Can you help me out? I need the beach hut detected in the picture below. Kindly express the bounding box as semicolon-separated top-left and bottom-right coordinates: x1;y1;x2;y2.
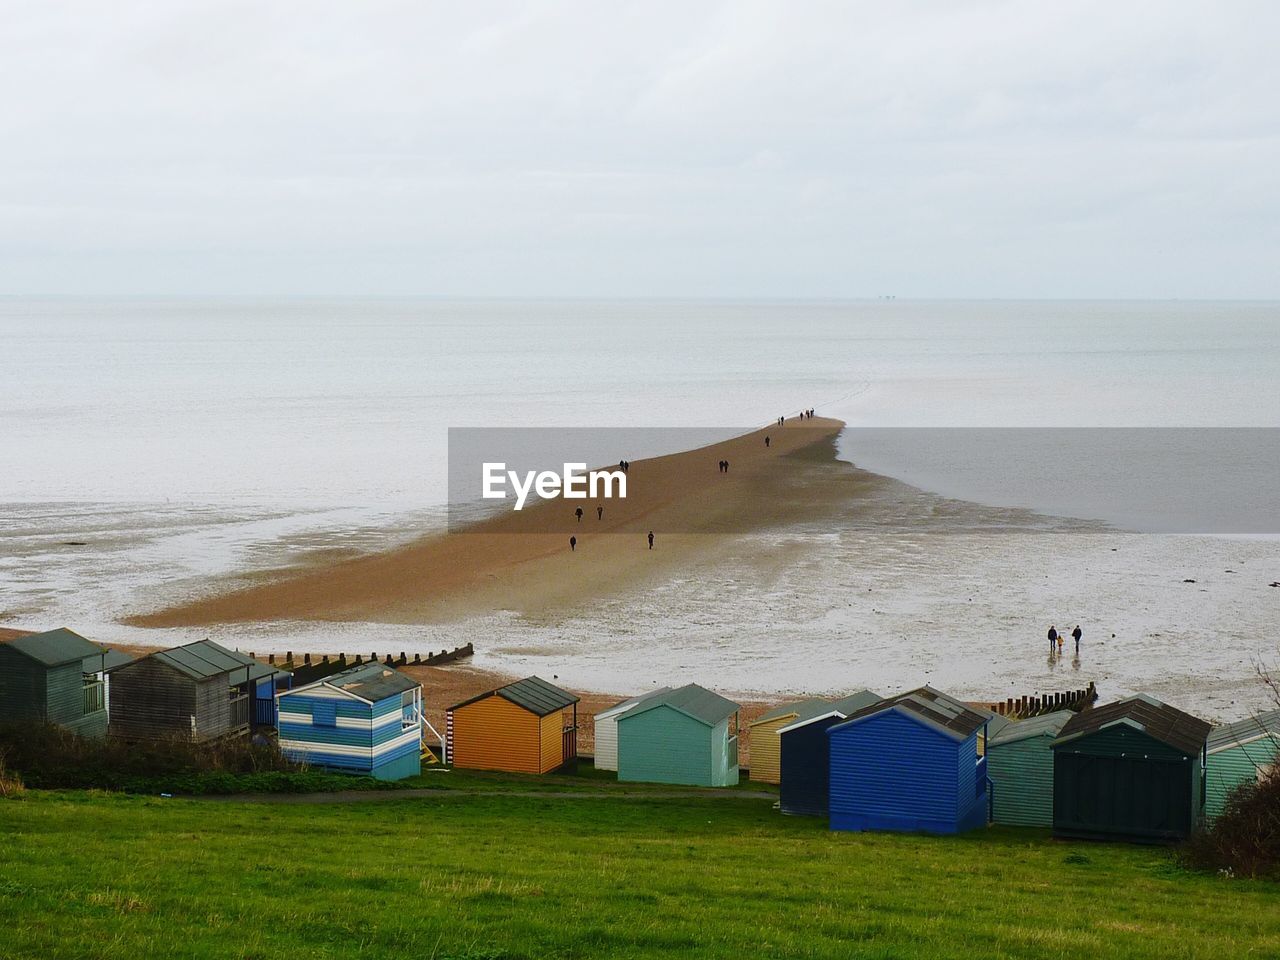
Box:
592;686;672;772
277;662;423;780
447;677;579;774
615;683;740;787
0;628;113;737
827;687;992;835
777;691;883;815
1052;694;1211;843
1205;709;1280;819
108;639;286;742
986;710;1072;827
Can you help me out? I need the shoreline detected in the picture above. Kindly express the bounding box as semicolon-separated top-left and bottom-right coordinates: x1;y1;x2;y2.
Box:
124;415;865;628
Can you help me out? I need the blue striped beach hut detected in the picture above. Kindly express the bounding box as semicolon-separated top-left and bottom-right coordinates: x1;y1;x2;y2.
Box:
277;662;423;780
827;686;992;835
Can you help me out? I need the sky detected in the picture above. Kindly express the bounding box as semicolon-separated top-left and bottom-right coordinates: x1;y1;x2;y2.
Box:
2;1;1278;298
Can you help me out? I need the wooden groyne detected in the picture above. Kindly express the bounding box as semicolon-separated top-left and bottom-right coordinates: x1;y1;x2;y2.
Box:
252;644;475;686
982;682;1097;719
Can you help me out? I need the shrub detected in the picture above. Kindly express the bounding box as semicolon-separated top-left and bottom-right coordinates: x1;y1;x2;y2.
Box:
1182;766;1280;879
0;758;25;798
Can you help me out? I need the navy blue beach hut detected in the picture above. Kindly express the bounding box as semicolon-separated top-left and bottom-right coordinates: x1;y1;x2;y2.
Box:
778;691;882;816
827;687;992;835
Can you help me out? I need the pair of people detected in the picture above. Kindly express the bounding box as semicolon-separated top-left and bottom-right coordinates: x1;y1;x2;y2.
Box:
1047;624;1083;654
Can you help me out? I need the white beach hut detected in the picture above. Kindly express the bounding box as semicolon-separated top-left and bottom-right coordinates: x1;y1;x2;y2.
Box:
592;687;672;772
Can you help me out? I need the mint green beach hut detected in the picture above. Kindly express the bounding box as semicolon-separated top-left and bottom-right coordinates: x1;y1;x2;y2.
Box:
615;683;740;787
987;710;1072;827
1205;709;1280;819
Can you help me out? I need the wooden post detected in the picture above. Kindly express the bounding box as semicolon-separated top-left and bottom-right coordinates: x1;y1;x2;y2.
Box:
304;653;311;665
268;653;275;665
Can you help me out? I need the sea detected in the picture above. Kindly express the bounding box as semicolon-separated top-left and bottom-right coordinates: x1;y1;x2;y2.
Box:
3;298;1278;718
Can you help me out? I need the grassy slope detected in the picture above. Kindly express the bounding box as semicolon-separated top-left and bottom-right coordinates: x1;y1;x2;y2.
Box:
1;785;1277;960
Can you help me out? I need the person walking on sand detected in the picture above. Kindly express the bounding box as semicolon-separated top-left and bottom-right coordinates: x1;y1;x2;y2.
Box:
647;531;654;550
1047;625;1058;653
1072;624;1082;654
575;507;583;523
569;536;577;552
1057;632;1064;655
764;436;770;448
597;505;603;520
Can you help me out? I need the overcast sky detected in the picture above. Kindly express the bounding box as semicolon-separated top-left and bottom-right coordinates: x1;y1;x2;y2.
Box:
2;1;1277;298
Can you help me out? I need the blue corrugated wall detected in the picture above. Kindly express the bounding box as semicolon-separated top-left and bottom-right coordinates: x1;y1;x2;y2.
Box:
828;709;988;834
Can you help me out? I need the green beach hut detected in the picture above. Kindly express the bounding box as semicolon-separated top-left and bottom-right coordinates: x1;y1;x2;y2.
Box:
986;710;1072;827
615;683;740;786
1205;709;1280;819
0;628;113;738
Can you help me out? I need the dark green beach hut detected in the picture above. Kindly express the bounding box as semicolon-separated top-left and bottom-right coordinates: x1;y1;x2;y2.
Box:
1052;694;1211;843
986;710;1072;827
0;628;112;737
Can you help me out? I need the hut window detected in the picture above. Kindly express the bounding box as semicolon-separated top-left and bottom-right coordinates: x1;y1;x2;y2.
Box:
401;690;417;730
312;703;337;728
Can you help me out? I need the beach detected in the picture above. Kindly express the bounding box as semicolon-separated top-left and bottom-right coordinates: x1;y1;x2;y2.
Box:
3;298;1279;722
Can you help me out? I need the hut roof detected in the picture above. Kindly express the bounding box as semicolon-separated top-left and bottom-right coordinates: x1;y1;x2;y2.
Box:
774;691;885;735
318;662;418;702
752;697;832;727
4;628;105;668
1207;709;1280;755
90;649;135;673
595;686;674;721
833;686;990;741
451;676;579;717
150;639;275;684
989;710;1073;747
618;683;739;727
1054;694;1210;755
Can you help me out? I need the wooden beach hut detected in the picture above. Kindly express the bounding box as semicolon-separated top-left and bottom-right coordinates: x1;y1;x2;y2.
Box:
592;686;671;772
986;710;1072;827
615;683;740;787
108;639;286;743
0;628;113;738
277;662;423;781
1205;709;1280;819
1052;694;1211;843
777;691;883;815
446;676;579;774
827;687;992;835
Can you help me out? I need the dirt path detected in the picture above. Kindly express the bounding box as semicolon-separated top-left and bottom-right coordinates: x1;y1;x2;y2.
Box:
192;786;777;805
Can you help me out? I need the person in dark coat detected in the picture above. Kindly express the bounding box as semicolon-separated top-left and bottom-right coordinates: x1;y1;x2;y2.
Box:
1047;625;1058;653
764;436;770;448
597;505;603;520
647;531;654;550
575;507;583;522
1072;625;1082;654
569;536;577;552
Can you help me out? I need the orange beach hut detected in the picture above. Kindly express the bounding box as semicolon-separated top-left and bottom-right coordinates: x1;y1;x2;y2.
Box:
446;676;579;774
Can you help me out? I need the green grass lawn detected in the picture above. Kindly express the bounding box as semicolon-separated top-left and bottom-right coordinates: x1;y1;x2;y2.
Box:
1;781;1277;960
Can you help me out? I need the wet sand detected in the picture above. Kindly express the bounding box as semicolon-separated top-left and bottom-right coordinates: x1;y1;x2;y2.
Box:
126;416;870;627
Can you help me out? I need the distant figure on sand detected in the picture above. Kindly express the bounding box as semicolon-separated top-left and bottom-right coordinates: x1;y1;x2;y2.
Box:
1072;625;1082;653
575;507;583;522
569;536;577;552
764;436;770;448
597;505;603;520
647;531;654;550
1047;625;1058;653
1057;633;1064;655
